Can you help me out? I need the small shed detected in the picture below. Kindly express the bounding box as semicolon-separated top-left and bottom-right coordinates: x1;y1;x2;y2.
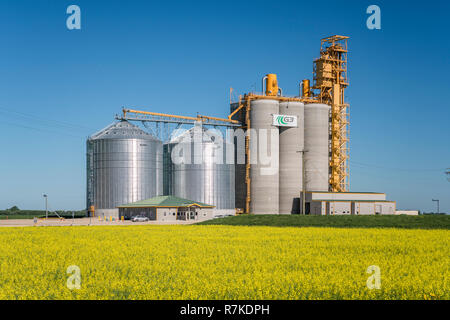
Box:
117;196;215;221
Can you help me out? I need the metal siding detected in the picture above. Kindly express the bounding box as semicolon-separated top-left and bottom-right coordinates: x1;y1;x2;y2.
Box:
86;140;95;211
311;192;386;201
234;162;246;210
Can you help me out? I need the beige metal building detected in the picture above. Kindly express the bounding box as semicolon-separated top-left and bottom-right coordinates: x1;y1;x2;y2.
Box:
301;192;396;215
394;210;419;216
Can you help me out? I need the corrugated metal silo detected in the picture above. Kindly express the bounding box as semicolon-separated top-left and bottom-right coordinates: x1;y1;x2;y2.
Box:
250;99;279;214
164;125;235;214
86;120;163;217
279;101;304;214
304;104;330;192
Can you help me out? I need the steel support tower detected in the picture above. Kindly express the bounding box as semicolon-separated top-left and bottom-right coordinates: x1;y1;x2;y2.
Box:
313;35;349;192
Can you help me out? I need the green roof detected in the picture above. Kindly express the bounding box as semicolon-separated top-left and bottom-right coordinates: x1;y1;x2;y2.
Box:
117;195;214;208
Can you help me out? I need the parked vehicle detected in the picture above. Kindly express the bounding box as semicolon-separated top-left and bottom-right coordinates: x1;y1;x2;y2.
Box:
132;216;149;222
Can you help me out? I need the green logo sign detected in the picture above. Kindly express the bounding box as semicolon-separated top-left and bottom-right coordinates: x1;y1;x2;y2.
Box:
274;115;296;126
276;116;287;125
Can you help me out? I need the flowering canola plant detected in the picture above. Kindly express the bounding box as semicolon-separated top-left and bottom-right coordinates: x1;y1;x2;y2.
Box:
0;225;447;300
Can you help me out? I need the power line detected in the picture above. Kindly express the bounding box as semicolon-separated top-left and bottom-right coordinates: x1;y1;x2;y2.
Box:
349;160;446;172
0;120;85;139
0;106;95;131
0;105;98;139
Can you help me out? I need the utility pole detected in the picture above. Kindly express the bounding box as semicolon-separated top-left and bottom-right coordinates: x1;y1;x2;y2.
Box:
432;199;440;214
298;150;308;215
43;194;48;219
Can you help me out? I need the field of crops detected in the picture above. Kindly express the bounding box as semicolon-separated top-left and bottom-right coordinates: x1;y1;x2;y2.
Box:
199;214;450;229
0;225;448;300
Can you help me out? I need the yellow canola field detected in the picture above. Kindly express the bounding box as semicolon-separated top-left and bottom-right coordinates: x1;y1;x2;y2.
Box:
0;225;448;300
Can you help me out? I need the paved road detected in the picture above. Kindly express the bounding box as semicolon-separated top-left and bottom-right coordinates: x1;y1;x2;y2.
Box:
0;218;196;228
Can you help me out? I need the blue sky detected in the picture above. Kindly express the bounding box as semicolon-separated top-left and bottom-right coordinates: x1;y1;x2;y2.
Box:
0;0;449;212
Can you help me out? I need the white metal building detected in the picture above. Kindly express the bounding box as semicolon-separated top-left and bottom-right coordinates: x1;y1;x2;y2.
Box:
301;192;396;215
394;210;419;216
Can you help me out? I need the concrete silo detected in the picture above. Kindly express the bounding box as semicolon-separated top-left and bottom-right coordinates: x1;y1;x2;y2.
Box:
164;125;235;215
304;104;330;192
279;101;304;214
86;120;163;217
229;74;332;214
249;99;279;214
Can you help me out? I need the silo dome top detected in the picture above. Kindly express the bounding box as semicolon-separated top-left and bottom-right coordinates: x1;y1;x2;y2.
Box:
89;120;159;141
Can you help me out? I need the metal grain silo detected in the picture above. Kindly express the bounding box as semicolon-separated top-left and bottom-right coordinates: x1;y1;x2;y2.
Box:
164;125;235;214
279;101;304;214
304;103;330;192
250;99;279;214
86;120;163;217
